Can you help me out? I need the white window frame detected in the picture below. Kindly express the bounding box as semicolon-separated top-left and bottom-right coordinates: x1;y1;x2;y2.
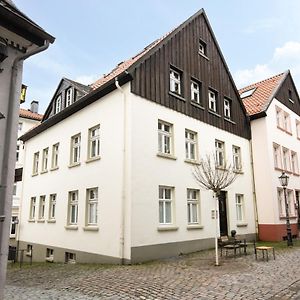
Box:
65;87;73;107
38;195;46;220
158;120;173;155
191;80;201;104
198;39;207;56
42;148;49;172
282;147;290;172
68;191;78;225
224;98;231;119
185;129;197;161
159;186;173;225
10;216;18;237
70;134;81;164
273;143;282;169
49;194;56;220
291;151;299;174
276;107;283;128
236;194;245;222
51;143;59;169
283;112;291;133
187;189;200;224
29;197;36;220
215;140;225;168
296;120;300;139
32;152;39;175
170;68;182;95
208;90;217;112
232;145;242;171
288;190;296;217
278;188;285;217
55;95;62;114
88;125;100;159
86;188;98;226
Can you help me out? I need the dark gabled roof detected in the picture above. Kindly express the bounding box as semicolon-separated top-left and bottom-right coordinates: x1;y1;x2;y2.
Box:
0;0;55;46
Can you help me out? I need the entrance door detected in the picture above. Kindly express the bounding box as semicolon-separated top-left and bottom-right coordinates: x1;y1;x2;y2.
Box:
218;191;228;236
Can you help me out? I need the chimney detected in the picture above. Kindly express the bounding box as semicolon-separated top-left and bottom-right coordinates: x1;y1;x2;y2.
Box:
30;101;39;113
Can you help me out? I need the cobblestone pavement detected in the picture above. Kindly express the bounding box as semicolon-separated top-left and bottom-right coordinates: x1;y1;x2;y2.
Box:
4;246;300;299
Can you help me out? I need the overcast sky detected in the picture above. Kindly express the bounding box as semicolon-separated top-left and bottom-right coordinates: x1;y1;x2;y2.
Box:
14;0;300;113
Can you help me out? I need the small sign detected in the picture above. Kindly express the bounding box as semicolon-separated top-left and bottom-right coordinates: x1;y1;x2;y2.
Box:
20;84;27;103
211;209;218;219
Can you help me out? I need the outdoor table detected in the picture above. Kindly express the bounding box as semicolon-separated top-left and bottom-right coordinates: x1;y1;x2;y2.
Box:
255;246;275;261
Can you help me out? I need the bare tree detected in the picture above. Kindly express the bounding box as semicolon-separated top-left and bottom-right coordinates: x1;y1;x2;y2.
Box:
193;154;239;266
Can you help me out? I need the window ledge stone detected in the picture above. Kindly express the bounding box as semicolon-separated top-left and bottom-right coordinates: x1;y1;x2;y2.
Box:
198;52;209;60
224;117;236;125
191;101;205;110
237;223;248;227
37;219;45;223
28;219;35;223
50;166;59;171
157;153;177;160
208;110;221;118
47;219;56;223
68;162;81;169
83;226;99;232
184;159;200;165
65;225;78;230
233;169;244;174
86;156;101;164
45;257;54;263
157;226;178;231
187;225;204;230
40;170;48;174
168;91;186;102
31;173;38;177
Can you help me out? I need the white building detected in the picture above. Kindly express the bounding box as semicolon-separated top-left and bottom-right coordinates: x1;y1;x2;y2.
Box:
19;9;256;264
240;71;300;241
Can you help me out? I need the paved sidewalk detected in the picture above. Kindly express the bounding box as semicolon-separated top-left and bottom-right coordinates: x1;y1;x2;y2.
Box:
4;246;300;299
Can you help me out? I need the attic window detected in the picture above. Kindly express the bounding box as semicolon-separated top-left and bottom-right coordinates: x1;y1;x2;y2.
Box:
289;90;294;103
240;88;256;99
198;39;207;57
66;87;73;107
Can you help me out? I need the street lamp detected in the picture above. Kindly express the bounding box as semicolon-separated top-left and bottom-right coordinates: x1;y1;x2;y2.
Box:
279;172;293;246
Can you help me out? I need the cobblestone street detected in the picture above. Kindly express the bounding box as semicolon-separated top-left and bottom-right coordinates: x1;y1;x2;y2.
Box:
4;246;300;299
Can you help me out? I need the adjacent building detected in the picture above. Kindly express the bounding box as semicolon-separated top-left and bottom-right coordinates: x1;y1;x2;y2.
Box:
239;70;300;241
19;9;256;264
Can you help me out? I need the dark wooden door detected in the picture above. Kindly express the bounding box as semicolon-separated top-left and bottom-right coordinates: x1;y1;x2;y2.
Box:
219;191;228;236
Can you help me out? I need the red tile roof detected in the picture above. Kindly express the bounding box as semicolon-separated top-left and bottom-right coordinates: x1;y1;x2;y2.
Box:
239;72;287;116
19;108;43;121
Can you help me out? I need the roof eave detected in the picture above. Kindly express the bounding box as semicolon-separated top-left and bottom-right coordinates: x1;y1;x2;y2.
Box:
249;111;267;120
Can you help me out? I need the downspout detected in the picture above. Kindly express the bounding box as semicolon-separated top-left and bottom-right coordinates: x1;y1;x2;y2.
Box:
0;41;50;299
115;76;127;264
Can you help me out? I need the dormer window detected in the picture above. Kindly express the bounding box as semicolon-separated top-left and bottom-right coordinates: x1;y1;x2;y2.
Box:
66;87;73;107
198;39;207;57
55;95;62;114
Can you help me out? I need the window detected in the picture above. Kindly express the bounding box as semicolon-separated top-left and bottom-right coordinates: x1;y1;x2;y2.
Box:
296;120;300;139
198;39;207;56
18;122;23;131
88;125;100;159
68;191;78;225
289;90;294;103
55;95;62;114
273;143;282;169
288;190;296;217
191;80;201;104
291;151;299;174
65;252;76;263
215;140;225;167
208;90;217;112
65;87;73;107
42;148;49;172
282;147;290;171
283;112;291;133
26;244;32;257
10;216;17;237
13;184;17;196
46;248;54;261
51;143;59;169
170;68;182;95
29;197;36;220
276;107;283;128
16;144;20;162
38;195;46;220
187;189;200;224
158;120;173;155
236;194;244;222
86;188;98;225
159;186;173;224
185;129;197;160
49;194;56;220
32;152;39;174
232;146;242;171
240;88;256;99
70;134;81;164
224;98;231;119
278;188;285;217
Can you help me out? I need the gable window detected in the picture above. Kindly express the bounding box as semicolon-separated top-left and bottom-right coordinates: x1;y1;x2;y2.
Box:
51;143;59;169
198;39;207;56
215;140;225;168
159;186;173;224
38;195;46;220
88;125;100;159
66;87;73;107
55;95;62;114
208;89;217;112
42;148;49;172
29;197;36;220
291;151;299;174
224;98;231;119
185;129;197;161
187;189;200;224
273;143;282;169
190;80;201;105
232;146;242;171
70;134;81;165
170;68;182;95
289;90;294;103
158;120;173;155
68;191;78;225
32;152;39;175
86;188;98;226
49;194;56;220
236;194;245;222
282;147;290;172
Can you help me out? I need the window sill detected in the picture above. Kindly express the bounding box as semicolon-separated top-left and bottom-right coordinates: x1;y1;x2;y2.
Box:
198;52;209;60
191;101;205;110
184;159;200;165
86;156;101;164
275;167;284;172
65;225;78;230
187;224;204;230
28;219;35;223
45;257;54;263
31;173;38;177
237;223;248;227
47;219;56;223
83;226;99;232
293;172;300;176
37;219;45;223
157;153;177;160
68;162;81;169
50;166;59;171
25;252;32;257
168;91;186;102
208;110;221;118
233;169;244;174
40;170;48;174
224;117;236;125
279;216;297;220
157;226;178;231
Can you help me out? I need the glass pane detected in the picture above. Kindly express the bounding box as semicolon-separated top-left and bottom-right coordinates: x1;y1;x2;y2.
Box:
165;202;172;223
159;202;164;223
165;189;171;199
